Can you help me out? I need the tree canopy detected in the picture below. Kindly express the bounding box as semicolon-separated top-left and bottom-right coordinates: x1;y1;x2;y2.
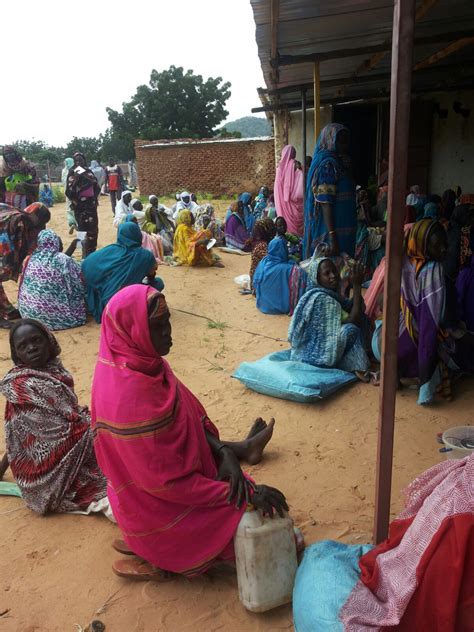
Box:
106;66;232;155
3;66;233;164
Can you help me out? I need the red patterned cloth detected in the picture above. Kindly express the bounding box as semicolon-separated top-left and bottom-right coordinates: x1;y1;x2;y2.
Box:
341;455;474;631
1;360;107;514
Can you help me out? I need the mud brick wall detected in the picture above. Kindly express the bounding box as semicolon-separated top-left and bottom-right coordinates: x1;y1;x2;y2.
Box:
135;137;275;197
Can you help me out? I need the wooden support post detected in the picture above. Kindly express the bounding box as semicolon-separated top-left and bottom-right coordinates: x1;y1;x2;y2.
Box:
373;0;416;545
313;62;321;144
270;0;280;85
302;88;307;198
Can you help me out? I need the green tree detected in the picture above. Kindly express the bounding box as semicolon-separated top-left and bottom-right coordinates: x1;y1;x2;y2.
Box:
106;66;231;142
100;129;135;162
65;136;102;160
12;140;65;166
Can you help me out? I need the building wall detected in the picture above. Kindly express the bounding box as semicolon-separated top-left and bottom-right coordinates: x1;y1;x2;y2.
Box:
135;137;275;197
273;106;333;163
429;90;474;194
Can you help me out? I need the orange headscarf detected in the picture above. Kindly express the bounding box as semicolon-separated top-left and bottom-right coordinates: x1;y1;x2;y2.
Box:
406;219;440;276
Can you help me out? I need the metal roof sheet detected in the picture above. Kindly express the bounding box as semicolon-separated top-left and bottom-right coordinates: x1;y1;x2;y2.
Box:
251;0;474;109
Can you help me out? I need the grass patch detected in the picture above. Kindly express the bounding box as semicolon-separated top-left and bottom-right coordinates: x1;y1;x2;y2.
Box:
52;185;66;203
207;320;227;331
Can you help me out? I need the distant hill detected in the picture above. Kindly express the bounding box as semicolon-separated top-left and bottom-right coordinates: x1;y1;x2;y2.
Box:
221;116;272;138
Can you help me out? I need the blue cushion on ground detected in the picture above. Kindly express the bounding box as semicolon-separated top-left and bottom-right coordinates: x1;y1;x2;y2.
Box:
232;350;357;403
293;541;373;632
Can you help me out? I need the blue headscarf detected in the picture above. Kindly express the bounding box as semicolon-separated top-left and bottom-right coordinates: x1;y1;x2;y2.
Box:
423;202;439;220
253;237;293;314
82;222;155;323
239;192;254;232
304;123;347;257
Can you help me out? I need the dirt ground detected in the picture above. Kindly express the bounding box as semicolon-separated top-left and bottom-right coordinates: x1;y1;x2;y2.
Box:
0;197;472;631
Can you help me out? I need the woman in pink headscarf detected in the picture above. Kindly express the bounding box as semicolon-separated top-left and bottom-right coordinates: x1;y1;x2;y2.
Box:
91;284;287;580
274;145;304;237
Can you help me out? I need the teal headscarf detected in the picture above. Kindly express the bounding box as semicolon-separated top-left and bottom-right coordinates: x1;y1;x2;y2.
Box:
82;223;155;322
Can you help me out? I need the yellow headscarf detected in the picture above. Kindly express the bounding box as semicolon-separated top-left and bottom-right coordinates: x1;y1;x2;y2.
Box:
406;219;439;276
176;209;193;227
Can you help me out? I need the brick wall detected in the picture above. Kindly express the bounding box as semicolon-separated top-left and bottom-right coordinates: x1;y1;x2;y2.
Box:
135;137;275;197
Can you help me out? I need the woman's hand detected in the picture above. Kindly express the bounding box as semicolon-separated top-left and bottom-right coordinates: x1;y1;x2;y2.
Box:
251;484;289;518
350;261;364;287
217;447;252;508
327;232;340;256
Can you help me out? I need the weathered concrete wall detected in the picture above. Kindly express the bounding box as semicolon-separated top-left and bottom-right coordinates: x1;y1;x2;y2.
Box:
135;137;275;197
429;90;474;194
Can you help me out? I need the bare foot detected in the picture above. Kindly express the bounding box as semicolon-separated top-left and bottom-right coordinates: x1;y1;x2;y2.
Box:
213;261;225;268
246;417;267;439
245;419;275;465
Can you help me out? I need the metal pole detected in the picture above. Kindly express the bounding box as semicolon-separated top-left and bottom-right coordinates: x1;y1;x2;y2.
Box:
301;88;307;182
373;0;416;544
313;62;321;143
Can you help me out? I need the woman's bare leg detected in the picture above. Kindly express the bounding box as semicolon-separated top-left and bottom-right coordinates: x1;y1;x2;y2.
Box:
220;418;275;465
0;453;9;480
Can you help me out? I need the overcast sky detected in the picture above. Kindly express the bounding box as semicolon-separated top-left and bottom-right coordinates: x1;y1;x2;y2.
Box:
1;0;266;146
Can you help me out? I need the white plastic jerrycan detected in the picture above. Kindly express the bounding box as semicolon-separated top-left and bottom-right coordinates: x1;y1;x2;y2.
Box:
234;508;297;612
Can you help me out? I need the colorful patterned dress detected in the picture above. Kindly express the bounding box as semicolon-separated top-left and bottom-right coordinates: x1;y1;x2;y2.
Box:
18;229;86;330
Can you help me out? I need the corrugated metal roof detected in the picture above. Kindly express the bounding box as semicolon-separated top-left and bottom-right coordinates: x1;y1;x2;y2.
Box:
251;0;474;108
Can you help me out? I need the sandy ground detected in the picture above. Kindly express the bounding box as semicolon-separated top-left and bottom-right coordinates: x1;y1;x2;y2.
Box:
0;197;472;631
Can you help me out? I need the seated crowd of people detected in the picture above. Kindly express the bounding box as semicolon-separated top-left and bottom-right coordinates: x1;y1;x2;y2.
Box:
0;133;472;628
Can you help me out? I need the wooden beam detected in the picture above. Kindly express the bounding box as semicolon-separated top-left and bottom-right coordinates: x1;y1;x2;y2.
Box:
262;61;473;96
414;37;474;71
313;63;321;143
374;0;416;545
270;0;280;85
272;29;474;66
354;0;439;75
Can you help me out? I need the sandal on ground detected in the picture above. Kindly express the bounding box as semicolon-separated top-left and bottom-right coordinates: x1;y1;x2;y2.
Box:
112;539;135;555
112;558;173;581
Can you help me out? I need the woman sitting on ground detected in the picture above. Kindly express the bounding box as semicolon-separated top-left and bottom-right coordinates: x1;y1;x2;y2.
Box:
249;218;277;288
275;216;303;262
253;237;306;315
397;219;456;404
289;258;370;374
91;284;287;579
173;209;222;267
18;229;86;330
143;195;175;255
112;191;132;227
194;204;225;245
0;319;111;518
125;214;164;264
224;201;252;251
294;454;474;631
82;222;158;322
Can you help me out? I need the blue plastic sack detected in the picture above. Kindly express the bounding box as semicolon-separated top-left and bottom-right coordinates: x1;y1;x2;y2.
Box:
232;350;357;403
293;541;373;632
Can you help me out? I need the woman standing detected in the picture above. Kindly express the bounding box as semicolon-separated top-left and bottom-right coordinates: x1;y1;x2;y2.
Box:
0;146;40;209
274;145;304;237
66;152;100;257
61;157;76;232
0;203;50;326
304;124;357;259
